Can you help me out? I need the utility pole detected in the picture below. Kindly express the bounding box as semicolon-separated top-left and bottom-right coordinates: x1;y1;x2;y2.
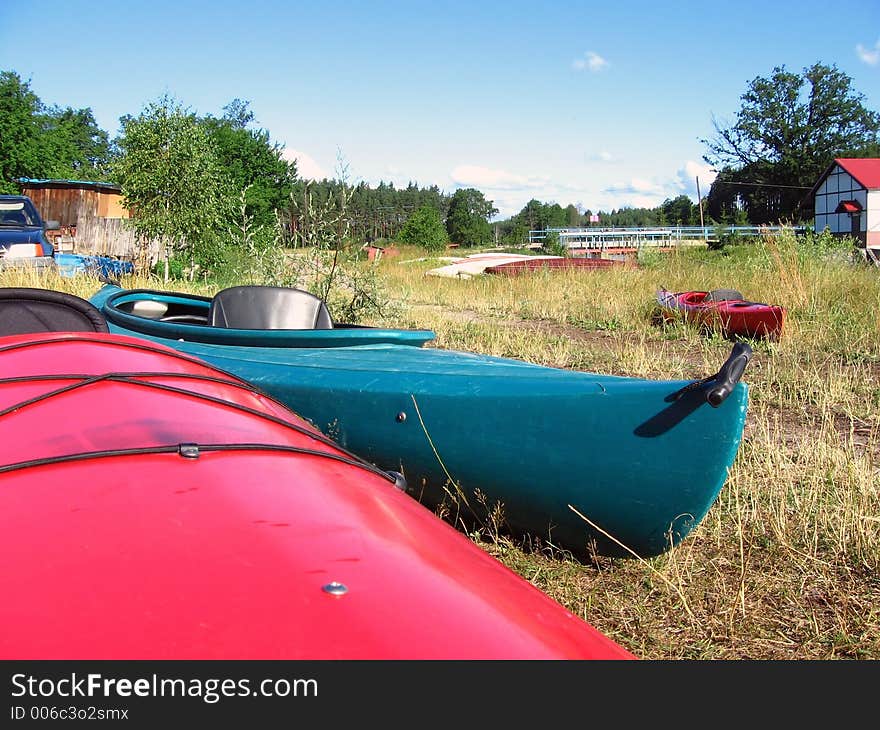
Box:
696;176;705;241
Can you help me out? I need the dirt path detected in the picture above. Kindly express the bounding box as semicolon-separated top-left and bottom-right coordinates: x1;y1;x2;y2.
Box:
406;302;708;368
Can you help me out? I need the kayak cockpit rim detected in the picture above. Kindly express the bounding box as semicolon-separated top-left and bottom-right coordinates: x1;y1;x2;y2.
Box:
98;286;437;348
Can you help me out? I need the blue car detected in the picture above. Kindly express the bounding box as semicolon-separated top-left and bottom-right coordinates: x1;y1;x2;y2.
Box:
0;195;58;269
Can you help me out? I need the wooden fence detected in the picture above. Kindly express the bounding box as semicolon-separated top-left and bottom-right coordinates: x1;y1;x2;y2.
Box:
72;216;161;268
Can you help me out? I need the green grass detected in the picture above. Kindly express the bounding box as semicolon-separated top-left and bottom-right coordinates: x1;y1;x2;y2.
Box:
4;229;879;659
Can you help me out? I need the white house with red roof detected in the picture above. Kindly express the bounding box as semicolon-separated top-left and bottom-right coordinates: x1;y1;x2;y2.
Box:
812;158;880;255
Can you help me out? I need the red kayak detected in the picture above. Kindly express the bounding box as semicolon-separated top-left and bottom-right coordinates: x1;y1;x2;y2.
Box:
485;257;629;275
656;287;786;340
0;330;633;660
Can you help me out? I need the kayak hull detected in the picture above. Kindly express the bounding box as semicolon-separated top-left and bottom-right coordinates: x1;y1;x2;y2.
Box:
486;258;629;275
657;288;786;339
91;285;750;559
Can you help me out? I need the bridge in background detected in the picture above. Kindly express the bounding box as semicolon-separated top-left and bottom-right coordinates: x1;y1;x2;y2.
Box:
528;225;807;252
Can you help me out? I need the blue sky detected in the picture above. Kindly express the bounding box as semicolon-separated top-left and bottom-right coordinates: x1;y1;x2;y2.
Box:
2;0;879;219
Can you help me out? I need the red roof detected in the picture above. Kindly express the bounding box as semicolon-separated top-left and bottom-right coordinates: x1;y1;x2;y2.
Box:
835;200;862;213
833;158;880;190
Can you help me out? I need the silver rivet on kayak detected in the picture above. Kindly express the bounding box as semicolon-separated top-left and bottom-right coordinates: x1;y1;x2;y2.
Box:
396;412;406;422
322;581;348;595
178;443;200;459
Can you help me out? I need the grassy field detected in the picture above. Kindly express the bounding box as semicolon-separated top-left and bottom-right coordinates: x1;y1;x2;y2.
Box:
4;229;879;659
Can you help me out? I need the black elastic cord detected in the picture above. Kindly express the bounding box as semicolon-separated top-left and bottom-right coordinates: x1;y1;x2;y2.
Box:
0;334;333;434
0;333;401;479
0;441;398;484
0;334;213;370
0;370;367;462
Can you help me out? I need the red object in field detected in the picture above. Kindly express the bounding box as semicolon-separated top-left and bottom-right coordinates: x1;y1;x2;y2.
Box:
0;332;634;660
364;244;399;261
656;288;786;340
485;258;631;276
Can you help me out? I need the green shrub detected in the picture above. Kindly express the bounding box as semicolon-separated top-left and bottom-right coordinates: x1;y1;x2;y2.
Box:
541;231;568;258
398;205;448;252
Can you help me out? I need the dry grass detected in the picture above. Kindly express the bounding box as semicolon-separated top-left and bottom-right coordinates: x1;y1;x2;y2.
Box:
4;232;879;659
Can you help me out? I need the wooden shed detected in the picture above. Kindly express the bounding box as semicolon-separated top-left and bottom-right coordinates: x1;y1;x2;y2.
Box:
17;178;152;261
19;178;129;226
811;158;880;257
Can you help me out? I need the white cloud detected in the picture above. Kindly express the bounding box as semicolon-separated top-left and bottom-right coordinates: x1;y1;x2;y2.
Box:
856;39;880;65
676;161;717;200
598;162;718;210
587;150;616;163
282;148;327;180
488;194;532;220
450;164;549;191
572;51;609;72
443;160;719;220
601;172;700;210
604;177;665;196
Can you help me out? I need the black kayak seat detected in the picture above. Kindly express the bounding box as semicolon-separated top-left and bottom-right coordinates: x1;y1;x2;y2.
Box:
208;285;334;330
705;288;744;303
0;287;109;335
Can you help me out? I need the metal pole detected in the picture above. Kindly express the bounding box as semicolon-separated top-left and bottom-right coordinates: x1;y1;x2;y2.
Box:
696;176;705;240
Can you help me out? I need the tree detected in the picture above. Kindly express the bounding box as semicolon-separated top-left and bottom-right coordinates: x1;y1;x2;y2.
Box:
445;188;497;246
507;199;570;242
219;98;255;129
703;62;880;223
0;71;45;192
41;106;112;181
397;204;448;251
660;195;696;226
112;95;229;279
0;71;114;191
565;203;581;226
494;217;530;246
201;99;296;228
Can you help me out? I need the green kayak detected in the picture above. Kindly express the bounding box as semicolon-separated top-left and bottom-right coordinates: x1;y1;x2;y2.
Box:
90;284;751;558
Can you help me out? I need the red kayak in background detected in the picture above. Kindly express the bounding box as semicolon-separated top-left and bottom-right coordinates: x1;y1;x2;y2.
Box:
485;258;630;276
0;330;633;660
656;287;786;340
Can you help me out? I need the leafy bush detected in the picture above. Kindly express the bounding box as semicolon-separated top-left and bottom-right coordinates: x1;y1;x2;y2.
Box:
151;256;186;280
798;228;860;263
541;231;568;258
709;223;747;250
215;187;285;286
397;205;448;251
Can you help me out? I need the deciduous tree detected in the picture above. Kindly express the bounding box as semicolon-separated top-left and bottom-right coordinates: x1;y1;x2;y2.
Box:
41;106;112;181
660;195;697;226
445;188;497;246
0;71;113;190
201;99;296;228
398;204;448;251
703;62;880;223
112;95;229;279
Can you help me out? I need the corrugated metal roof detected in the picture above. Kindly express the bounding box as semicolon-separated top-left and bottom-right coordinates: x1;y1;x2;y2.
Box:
17;178;122;193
